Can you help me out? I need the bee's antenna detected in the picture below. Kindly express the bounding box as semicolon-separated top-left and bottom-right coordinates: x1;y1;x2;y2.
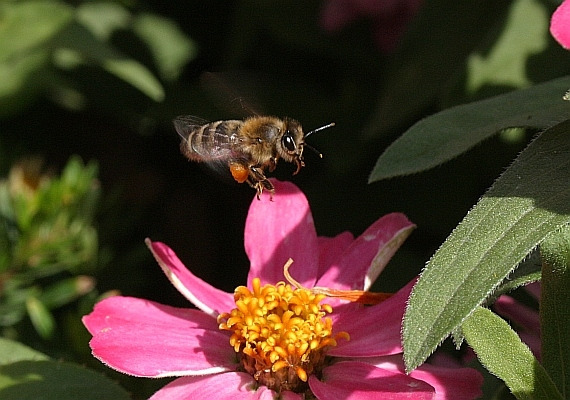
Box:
304;143;323;158
304;122;335;138
303;122;334;158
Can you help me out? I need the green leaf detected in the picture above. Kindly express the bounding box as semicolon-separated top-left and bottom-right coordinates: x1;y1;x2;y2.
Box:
363;0;512;136
75;2;131;41
39;276;95;309
465;0;549;92
403;120;570;372
493;249;541;297
0;1;73;61
102;58;165;102
462;307;563;400
0;338;49;366
0;360;131;400
540;225;570;396
25;297;55;339
133;13;197;82
0;1;73;116
369;76;570;182
0;51;49;118
54;21;165;102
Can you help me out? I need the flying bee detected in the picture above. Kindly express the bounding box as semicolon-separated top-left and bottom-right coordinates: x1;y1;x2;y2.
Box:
174;115;334;198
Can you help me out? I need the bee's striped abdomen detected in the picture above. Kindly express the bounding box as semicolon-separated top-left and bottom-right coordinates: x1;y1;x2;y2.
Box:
179;120;243;162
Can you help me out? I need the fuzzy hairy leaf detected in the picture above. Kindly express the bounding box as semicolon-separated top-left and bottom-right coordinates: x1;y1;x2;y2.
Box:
369;76;570;181
540;225;570;396
462;307;562;400
403;119;570;372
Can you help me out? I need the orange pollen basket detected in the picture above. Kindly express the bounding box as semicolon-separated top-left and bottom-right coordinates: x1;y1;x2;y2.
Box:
217;277;349;393
229;162;249;183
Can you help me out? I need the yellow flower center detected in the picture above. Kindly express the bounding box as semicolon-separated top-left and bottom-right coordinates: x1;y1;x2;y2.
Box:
217;276;349;393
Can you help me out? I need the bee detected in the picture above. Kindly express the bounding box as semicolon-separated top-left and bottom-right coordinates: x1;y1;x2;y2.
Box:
174;115;334;198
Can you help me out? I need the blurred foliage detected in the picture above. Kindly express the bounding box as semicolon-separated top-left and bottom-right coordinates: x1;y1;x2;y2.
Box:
0;0;196;116
0;156;99;339
0;0;568;398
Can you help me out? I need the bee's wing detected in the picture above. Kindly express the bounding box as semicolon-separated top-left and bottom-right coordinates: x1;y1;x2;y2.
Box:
200;72;263;117
173;115;209;140
174;116;248;185
174;115;242;162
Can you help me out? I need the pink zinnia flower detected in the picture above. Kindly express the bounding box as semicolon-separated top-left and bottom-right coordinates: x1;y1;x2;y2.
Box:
83;180;483;399
551;0;570;49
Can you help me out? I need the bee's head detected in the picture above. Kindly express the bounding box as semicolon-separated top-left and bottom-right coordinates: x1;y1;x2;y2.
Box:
278;119;306;174
279;119;334;175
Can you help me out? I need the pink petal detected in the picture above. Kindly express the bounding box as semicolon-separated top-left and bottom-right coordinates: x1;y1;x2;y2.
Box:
148;372;295;400
146;239;235;317
316;213;415;291
551;0;570;49
309;361;435;399
316;232;354;279
370;355;483;400
244;180;319;288
373;13;409;52
328;279;416;357
494;295;540;336
410;364;483;400
320;0;359;31
518;332;542;360
82;296;237;377
524;281;541;300
371;0;423;52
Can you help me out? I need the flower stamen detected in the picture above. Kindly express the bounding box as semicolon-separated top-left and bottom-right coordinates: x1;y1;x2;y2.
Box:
283;258;393;305
218;265;348;393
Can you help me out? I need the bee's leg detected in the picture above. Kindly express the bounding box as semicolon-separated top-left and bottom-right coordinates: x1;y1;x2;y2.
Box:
258;179;275;201
268;157;278;172
292;157;304;175
248;166;275;200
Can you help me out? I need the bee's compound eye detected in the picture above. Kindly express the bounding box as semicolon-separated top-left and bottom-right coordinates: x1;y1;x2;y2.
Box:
282;133;296;152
